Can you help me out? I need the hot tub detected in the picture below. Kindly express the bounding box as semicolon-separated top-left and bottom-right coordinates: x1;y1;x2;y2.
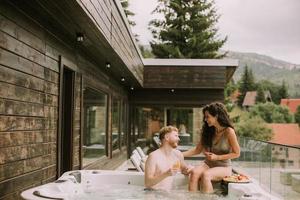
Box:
21;170;280;200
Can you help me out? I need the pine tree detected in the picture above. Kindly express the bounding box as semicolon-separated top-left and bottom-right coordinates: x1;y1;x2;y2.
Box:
139;45;154;58
237;65;256;106
256;85;266;103
120;0;136;26
120;0;139;41
149;0;227;58
257;80;281;104
278;80;288;99
224;80;237;99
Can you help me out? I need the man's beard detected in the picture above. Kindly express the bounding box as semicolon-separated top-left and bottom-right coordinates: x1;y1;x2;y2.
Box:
169;141;178;148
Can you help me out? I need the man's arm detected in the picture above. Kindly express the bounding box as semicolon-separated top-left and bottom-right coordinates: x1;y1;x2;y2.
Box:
144;153;171;188
174;150;194;175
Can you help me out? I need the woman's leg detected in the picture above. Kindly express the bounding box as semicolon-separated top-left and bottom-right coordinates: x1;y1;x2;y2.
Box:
201;166;232;193
189;163;209;191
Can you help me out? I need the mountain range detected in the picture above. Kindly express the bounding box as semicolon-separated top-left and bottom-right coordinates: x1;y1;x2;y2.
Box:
226;51;300;97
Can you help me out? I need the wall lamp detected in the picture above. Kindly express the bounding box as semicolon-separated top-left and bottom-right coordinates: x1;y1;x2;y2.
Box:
106;62;111;68
121;77;125;82
76;32;84;42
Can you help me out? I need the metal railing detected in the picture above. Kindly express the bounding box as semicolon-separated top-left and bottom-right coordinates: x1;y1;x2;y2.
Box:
233;137;300;200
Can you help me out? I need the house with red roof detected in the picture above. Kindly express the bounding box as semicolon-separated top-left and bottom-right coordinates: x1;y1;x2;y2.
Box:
269;123;300;147
242;91;272;109
268;123;300;167
280;99;300;114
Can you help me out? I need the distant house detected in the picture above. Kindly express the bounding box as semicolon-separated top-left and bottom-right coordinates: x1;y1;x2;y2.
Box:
242;90;272;108
280;99;300;113
268;123;300;147
268;123;300;167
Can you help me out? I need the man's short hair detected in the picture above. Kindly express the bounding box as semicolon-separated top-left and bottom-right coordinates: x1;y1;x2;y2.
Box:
159;126;178;141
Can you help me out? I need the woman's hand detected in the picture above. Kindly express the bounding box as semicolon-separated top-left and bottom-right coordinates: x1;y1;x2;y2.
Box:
204;152;219;161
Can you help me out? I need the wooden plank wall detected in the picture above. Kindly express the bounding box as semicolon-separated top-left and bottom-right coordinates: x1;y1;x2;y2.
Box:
0;10;59;199
0;4;231;199
130;89;224;107
0;1;134;199
144;66;226;89
77;0;143;85
0;2;130;199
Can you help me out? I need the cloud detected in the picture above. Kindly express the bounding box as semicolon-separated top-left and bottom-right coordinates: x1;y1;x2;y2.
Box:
215;0;300;64
129;0;158;45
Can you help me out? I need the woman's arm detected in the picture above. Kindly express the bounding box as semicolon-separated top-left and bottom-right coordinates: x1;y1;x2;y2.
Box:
182;142;203;157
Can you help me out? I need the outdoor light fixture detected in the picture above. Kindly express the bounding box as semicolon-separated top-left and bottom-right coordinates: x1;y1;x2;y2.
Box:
76;32;84;42
106;62;111;68
121;77;125;82
130;87;134;90
171;89;175;92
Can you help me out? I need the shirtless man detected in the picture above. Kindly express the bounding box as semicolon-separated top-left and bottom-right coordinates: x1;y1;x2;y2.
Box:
144;126;193;191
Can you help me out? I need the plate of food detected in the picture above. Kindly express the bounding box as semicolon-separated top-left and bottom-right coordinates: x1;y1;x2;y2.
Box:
223;174;250;183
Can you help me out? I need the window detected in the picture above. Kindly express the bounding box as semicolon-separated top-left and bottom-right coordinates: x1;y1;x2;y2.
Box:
168;108;196;145
120;101;127;147
131;106;202;149
112;99;120;150
135;107;164;142
82;88;107;167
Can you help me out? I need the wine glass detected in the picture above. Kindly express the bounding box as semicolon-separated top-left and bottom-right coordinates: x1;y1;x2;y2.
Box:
172;160;181;175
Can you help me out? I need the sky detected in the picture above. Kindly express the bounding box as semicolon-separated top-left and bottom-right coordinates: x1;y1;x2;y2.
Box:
129;0;300;64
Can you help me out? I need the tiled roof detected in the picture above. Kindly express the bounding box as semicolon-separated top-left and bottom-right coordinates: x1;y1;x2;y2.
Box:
280;99;300;113
242;91;257;106
242;91;272;107
268;123;300;146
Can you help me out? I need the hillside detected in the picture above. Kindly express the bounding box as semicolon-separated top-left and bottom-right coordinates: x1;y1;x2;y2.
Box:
225;51;300;97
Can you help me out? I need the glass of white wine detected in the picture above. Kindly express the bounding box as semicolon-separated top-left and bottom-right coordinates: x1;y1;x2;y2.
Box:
172;160;181;175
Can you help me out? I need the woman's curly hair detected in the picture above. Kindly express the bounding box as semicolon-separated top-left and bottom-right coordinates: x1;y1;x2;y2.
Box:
201;102;234;149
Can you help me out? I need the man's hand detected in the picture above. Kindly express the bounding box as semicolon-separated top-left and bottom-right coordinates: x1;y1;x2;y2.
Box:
164;167;180;176
165;167;180;176
181;165;194;175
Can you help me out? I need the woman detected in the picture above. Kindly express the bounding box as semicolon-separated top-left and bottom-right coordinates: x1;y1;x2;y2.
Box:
183;102;240;193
